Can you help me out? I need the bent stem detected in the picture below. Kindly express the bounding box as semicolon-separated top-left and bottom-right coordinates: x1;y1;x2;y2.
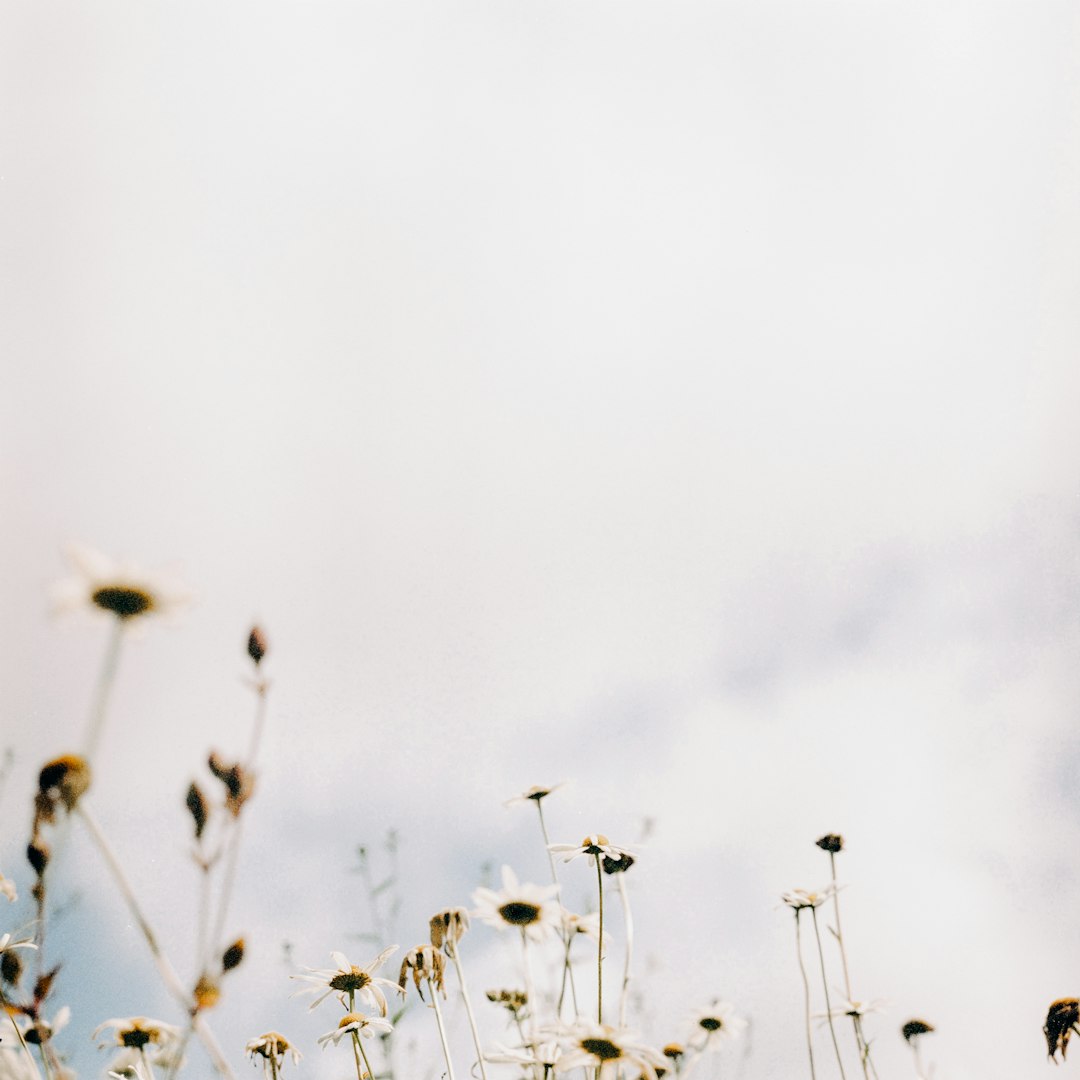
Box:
793;912;817;1080
75;804;236;1080
616;873;633;1028
448;946;489;1080
428;980;457;1080
810;907;847;1080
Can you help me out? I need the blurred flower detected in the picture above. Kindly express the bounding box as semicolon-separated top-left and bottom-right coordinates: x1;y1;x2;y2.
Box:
0;933;37;956
247;626;268;666
486;1041;561;1070
601;853;636;875
901;1018;935;1043
430;907;470;955
780;885;837;911
561;909;604;944
245;1032;302;1074
691;1002;747;1045
816;999;884;1024
0;870;16;903
815;834;844;853
93;1017;181;1051
398;944;446;1000
38;755;91;813
23;1005;71;1046
317;1012;393;1048
52;545;190;625
662;1044;685;1060
504;784;564;807
292;946;400;1014
556;1022;665;1080
473;866;561;942
1045;1001;1080;1062
485;988;528;1016
549;835;636;868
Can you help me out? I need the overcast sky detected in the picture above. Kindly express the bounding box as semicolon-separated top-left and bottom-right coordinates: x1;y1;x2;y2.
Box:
2;3;1080;1079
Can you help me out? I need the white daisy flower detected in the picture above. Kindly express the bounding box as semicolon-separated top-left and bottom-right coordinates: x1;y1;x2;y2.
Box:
485;1041;562;1070
815;998;885;1023
504;783;565;807
555;1022;665;1080
52;544;190;626
561;908;605;944
93;1016;182;1051
317;1012;393;1048
245;1032;302;1074
21;1005;71;1047
548;835;637;869
689;1002;747;1046
291;945;401;1014
472;866;562;942
0;933;37;955
780;885;838;911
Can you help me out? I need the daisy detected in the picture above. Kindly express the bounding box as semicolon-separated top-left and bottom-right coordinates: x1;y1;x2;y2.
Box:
555;1022;665;1080
473;866;561;942
504;784;565;807
485;1041;561;1071
780;885;838;911
246;1031;302;1074
548;835;636;868
317;1012;393;1048
398;944;446;999
22;1005;71;1046
690;1002;747;1046
561;909;604;944
816;998;884;1023
291;946;401;1014
53;544;190;625
93;1016;181;1052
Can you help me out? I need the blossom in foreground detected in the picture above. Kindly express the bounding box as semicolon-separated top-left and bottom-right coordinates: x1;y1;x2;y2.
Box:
53;544;190;625
473;866;561;942
780;885;838;911
816;998;885;1024
504;783;565;807
555;1022;665;1080
548;835;636;868
690;1002;748;1046
245;1032;302;1073
93;1016;181;1051
317;1012;393;1048
291;946;400;1014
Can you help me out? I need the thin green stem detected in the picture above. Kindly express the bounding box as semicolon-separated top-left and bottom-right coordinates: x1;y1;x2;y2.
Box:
794;912;817;1080
356;1035;376;1080
810;907;847;1080
0;987;43;1080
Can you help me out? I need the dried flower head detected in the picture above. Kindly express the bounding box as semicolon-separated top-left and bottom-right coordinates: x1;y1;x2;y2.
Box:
193;975;220;1010
39;755;92;813
52;545;190;625
222;939;245;972
208;753;254;816
815;834;844;853
23;1006;71;1046
292;946;401;1014
247;627;268;666
26;839;49;877
1045;1002;1078;1061
185;783;209;841
398;944;446;1000
662;1044;685;1060
486;988;528;1015
1;948;23;986
317;1012;393;1048
473;866;562;942
429;907;470;955
901;1018;935;1043
602;853;636;875
245;1032;301;1073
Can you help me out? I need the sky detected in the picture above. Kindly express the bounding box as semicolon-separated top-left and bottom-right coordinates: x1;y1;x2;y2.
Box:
2;2;1080;1078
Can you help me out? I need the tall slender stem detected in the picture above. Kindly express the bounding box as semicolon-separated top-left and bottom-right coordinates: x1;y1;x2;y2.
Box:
0;988;43;1080
537;801;578;1017
356;1035;376;1080
616;874;633;1027
82;618;124;763
826;855;873;1080
449;948;489;1080
810;907;847;1080
429;980;457;1080
75;804;236;1079
596;859;604;1025
793;912;817;1080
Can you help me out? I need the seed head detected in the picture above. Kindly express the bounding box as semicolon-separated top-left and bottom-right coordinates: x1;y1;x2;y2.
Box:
1;949;23;986
38;755;92;812
247;627;268;666
815;834;844;853
222;939;245;972
398;944;445;1000
429;907;470;955
186;783;209;841
27;839;49;877
1045;1001;1079;1061
208;753;254;816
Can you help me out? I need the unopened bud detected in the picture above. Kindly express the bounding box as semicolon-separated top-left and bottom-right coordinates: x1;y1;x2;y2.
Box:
222;938;245;972
815;833;844;853
1;949;23;986
27;839;49;877
186;783;209;841
247;627;268;665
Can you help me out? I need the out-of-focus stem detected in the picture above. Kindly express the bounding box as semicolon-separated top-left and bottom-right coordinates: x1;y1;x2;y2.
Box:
83;618;124;763
794;912;817;1080
810;907;847;1080
448;947;489;1080
616;873;633;1027
429;980;457;1080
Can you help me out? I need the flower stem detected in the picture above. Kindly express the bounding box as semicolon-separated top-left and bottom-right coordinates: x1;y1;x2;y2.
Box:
0;987;43;1080
350;1031;367;1080
82;617;124;763
616;873;633;1028
596;858;605;1025
537;801;578;1017
810;907;847;1080
429;978;457;1080
448;947;489;1080
75;803;237;1080
793;912;817;1080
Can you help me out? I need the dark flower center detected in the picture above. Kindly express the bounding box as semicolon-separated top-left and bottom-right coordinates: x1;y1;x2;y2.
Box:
699;1017;723;1032
580;1038;622;1061
121;1030;153;1048
329;970;371;992
498;901;541;925
92;586;153;618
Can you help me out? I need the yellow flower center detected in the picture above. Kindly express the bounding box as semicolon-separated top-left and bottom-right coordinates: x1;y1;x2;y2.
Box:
330;969;371;992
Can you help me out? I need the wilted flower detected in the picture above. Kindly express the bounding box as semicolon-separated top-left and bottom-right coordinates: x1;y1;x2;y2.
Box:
1045;1002;1080;1062
317;1012;393;1048
245;1032;301;1075
292;946;401;1014
247;627;268;666
185;783;209;841
815;834;844;853
485;1041;561;1070
556;1022;666;1080
207;753;254;816
691;1002;747;1045
601;853;636;875
901;1018;935;1043
486;988;528;1016
93;1017;182;1051
398;944;446;1000
473;866;561;942
504;784;564;807
53;545;190;625
548;835;637;868
780;885;837;911
817;999;884;1024
39;755;92;813
23;1005;71;1046
430;907;470;955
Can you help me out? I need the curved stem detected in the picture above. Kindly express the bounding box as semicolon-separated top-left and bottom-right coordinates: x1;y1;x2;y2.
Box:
810;907;847;1080
793;912;817;1080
